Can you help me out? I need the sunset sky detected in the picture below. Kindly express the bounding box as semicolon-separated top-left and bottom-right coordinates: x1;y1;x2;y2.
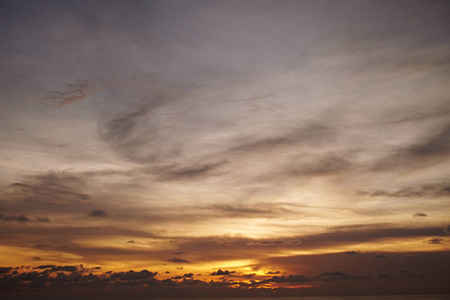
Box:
1;0;450;297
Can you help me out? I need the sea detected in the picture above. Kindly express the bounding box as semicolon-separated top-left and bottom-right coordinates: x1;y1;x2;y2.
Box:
4;296;450;300
162;296;450;300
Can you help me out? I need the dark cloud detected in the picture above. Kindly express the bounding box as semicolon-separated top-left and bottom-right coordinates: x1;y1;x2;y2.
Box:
375;254;387;259
34;265;56;270
110;269;157;281
444;225;450;234
98;85;196;163
407;273;425;278
287;155;352;177
0;214;50;223
210;269;234;276
155;161;228;181
344;251;359;255
261;274;312;284
413;212;428;218
166;257;190;263
378;273;391;278
42;79;96;107
373;122;450;170
100;104;157;162
171;251;185;255
427;238;443;244
0;214;29;222
266;271;281;275
319;271;371;281
408;123;450;158
359;184;450;199
297;226;447;249
226;124;332;154
172;273;193;279
0;267;12;274
89;209;106;217
209;205;270;215
7;171;89;204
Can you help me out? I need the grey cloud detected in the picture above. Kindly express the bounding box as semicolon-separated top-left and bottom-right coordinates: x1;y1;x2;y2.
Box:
359;183;450;199
296;226;447;250
261;274;312;284
0;267;12;274
427;238;443;244
408;122;450;158
7;171;90;204
42;79;96;107
0;214;50;223
378;273;391;278
155;161;228;181
375;254;387;259
98;83;198;164
166;257;190;263
319;271;371;281
172;273;193;279
89;209;106;217
373;121;450;171
210;269;234;276
414;212;428;218
207;204;270;216
287;154;353;177
227;124;332;154
0;214;29;222
344;251;359;255
444;225;450;234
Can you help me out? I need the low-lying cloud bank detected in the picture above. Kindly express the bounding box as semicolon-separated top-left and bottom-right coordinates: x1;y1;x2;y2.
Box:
1;255;450;298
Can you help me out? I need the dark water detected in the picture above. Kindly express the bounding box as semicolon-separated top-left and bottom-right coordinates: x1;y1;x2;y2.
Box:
5;296;450;300
172;296;450;300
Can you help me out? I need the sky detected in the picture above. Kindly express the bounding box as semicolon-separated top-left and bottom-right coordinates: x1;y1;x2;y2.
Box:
0;0;450;297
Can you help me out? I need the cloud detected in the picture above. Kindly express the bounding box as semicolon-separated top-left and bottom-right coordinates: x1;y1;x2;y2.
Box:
408;123;450;158
208;205;270;216
0;267;12;274
261;274;312;284
172;273;193;279
413;212;428;218
373;121;450;171
210;269;234;276
444;225;450;234
225;123;332;155
43;79;97;107
0;214;29;222
155;161;228;181
0;214;50;223
166;257;190;263
427;238;443;244
378;273;391;278
359;184;450;199
375;254;387;258
266;271;281;275
7;171;90;204
343;251;359;255
89;209;107;217
319;271;371;281
110;269;158;280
